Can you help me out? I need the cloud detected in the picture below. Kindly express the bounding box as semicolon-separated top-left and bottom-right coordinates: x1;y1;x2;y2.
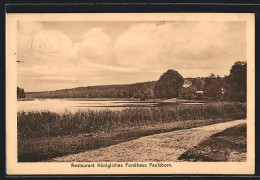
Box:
77;28;113;64
113;22;246;74
17;22;43;56
17;21;246;91
18;22;73;55
31;28;73;54
18;22;76;67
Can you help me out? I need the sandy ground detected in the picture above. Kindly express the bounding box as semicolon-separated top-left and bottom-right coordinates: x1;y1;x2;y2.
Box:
52;119;246;162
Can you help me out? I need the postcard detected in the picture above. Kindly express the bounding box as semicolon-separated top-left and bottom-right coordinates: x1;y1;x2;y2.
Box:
6;13;255;175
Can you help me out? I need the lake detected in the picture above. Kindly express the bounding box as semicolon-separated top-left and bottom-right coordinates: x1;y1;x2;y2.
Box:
17;99;158;113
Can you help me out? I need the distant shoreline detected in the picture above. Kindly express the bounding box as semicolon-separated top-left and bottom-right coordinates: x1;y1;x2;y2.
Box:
17;97;209;104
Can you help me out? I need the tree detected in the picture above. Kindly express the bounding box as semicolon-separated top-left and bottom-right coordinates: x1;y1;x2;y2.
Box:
203;74;223;100
179;85;197;100
192;78;205;91
17;87;25;98
154;69;184;99
224;61;247;102
143;89;153;99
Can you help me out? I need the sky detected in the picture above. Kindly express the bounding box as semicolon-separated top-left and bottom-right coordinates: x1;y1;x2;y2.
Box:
17;21;247;92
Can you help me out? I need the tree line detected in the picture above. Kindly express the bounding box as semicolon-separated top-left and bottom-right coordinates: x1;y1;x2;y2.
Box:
25;81;156;99
178;61;246;102
17;87;26;98
21;61;246;102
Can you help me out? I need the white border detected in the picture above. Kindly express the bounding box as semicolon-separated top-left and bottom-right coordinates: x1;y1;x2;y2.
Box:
6;13;255;175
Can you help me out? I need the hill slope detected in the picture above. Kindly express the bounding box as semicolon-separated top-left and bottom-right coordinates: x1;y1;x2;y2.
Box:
26;81;157;99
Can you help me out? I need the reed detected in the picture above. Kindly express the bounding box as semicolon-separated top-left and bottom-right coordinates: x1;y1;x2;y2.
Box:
17;102;246;139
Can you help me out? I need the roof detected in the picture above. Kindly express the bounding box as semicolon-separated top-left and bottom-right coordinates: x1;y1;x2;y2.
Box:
183;79;192;87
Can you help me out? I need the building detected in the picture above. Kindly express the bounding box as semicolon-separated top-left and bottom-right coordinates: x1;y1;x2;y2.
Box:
182;79;192;88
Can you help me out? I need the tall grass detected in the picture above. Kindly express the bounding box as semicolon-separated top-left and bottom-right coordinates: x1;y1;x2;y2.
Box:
17;102;246;139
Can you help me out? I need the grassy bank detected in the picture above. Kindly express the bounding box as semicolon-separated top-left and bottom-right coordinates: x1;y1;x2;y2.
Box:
19;118;243;162
178;123;247;162
18;102;246;139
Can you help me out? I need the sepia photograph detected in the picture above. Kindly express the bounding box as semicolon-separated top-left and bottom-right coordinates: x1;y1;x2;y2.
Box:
6;13;255;175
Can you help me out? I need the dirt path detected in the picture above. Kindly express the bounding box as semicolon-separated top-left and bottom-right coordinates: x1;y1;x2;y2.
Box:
52;119;246;162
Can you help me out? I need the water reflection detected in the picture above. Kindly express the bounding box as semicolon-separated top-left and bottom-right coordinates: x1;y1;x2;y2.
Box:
17;99;158;113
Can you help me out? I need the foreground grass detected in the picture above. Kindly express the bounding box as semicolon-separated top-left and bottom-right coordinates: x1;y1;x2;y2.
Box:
178;123;247;162
17;102;246;162
19;118;242;162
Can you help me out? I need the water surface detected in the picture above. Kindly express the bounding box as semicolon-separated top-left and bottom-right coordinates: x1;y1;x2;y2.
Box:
17;99;158;113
